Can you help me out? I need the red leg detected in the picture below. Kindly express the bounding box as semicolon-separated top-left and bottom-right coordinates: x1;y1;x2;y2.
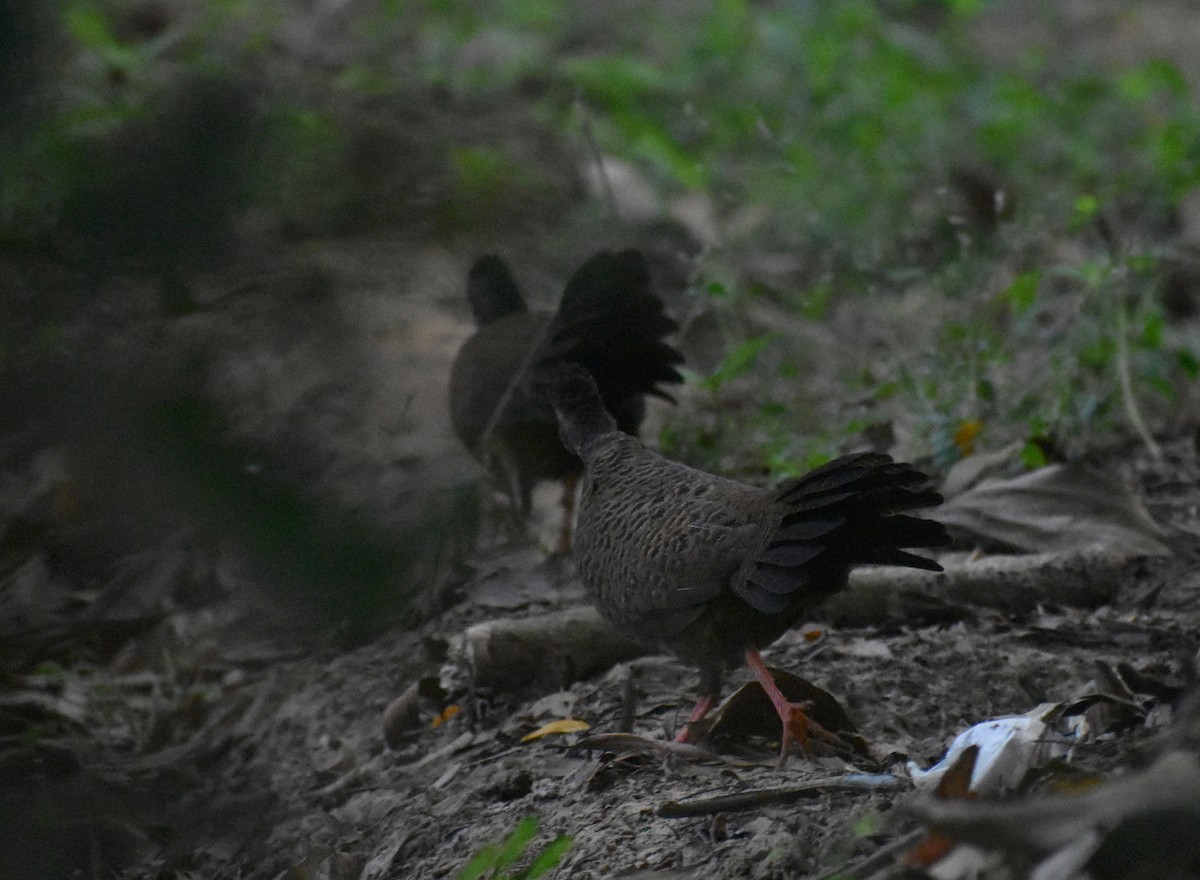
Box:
673;694;714;742
745;649;838;761
555;471;580;555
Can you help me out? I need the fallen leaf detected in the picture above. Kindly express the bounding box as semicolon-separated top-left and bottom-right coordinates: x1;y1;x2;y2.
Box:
953;420;983;455
941;441;1025;498
520;717;590;742
706;667;870;759
937;463;1170;557
905;749;1200;880
431;704;461;728
904;745;979;867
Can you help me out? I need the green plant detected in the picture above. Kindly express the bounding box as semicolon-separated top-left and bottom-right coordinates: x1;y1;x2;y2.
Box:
456;816;572;880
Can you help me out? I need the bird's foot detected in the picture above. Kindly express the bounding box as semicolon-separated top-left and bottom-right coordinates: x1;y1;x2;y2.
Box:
745;648;847;763
776;700;842;764
552;472;580;556
552;528;573;557
673;694;715;743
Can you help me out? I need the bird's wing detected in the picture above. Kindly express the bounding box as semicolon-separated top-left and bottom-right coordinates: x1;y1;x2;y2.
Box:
448;311;553;453
580;444;765;639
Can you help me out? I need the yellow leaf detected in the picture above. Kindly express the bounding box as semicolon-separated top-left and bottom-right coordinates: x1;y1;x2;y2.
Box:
953;419;982;455
431;704;460;728
520;718;590;743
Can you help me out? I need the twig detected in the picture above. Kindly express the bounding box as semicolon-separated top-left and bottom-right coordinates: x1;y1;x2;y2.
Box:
574;732;749;767
1115;303;1163;462
658;774;905;818
575;96;621;222
810;829;926;880
1092;211;1162;463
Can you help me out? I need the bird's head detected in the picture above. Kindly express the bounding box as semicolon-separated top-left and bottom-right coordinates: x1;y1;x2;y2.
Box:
534;361;619;458
466;255;526;326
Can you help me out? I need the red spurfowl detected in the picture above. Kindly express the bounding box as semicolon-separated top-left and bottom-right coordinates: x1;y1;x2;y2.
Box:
540;361;949;758
449;251;682;552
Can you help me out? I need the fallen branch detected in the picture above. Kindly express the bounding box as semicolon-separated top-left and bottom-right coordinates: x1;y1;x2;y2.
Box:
574;732;746;766
454;549;1137;690
458;604;645;691
822;548;1132;624
658;773;905;818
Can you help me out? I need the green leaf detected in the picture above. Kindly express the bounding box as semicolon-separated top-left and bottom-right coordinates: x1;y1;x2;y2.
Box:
871;380;899;401
628;124;705;188
798;279;835;320
518;835;573;880
456;844;500;880
852;813;878;837
561;55;667;107
1125;253;1158;276
1072;194;1100;228
1146;375;1174;398
802;449;834;471
1003;271;1039;316
63;2;115;48
1139;309;1164;349
946;0;985;15
1117;59;1187;102
493;816;540;874
1020;441;1048;469
702;335;772;392
1177;347;1200;379
335;62;400;96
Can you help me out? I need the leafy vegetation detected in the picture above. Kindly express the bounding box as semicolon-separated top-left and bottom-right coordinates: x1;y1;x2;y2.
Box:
4;0;1200;469
456;815;572;880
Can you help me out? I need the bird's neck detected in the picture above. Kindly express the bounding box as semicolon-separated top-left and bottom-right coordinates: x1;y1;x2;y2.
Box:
555;399;619;462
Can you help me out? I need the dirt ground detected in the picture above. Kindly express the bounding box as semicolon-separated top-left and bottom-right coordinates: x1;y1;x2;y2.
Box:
197;455;1200;880
3;2;1200;879
3;229;1198;879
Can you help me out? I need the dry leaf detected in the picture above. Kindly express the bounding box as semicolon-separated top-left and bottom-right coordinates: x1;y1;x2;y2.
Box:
937;463;1170;557
941;441;1026;498
520;717;590;742
431;704;460;728
905;745;979;867
706;667;870;759
906;749;1200;880
953;420;983;456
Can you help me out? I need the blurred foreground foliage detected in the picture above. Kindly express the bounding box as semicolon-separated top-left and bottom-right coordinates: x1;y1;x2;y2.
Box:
3;0;1200;467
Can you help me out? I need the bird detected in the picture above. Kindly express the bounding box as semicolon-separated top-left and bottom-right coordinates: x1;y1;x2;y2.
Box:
539;360;949;759
448;250;683;553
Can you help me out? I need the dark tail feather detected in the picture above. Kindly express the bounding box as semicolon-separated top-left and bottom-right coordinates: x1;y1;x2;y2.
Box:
544;250;684;415
735;453;949;615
